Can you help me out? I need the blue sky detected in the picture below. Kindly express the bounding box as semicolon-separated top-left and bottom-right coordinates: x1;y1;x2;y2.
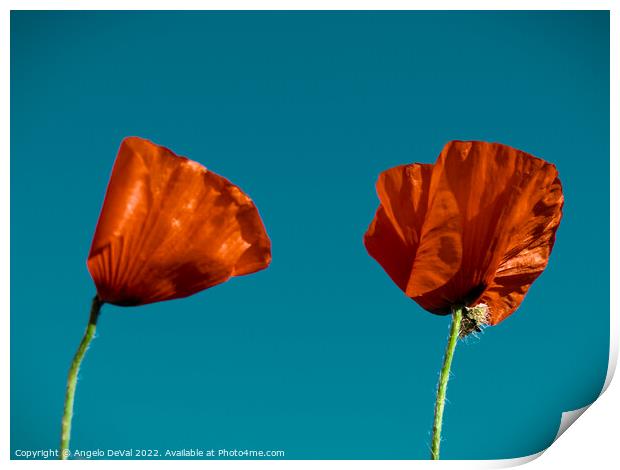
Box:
11;11;609;459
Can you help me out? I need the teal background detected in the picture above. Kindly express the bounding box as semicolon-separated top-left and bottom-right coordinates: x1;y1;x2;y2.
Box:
11;11;609;460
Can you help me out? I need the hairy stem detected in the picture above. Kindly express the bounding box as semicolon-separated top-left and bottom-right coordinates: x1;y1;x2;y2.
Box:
59;295;103;459
430;305;463;460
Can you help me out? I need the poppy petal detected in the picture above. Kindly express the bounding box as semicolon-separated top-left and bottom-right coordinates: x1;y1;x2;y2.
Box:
376;163;433;248
365;164;435;292
364;140;563;323
481;174;563;324
413;141;560;307
404;168;463;300
364;206;413;291
87;137;271;305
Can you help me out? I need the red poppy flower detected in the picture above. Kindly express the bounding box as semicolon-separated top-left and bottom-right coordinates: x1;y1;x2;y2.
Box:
61;137;271;458
87;136;271;306
364;140;563;326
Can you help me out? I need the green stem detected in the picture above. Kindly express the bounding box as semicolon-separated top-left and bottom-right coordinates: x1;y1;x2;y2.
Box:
59;295;103;460
430;305;463;460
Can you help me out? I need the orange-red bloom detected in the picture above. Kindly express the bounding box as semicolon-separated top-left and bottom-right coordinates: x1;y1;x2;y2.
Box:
87;137;271;306
364;140;563;325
